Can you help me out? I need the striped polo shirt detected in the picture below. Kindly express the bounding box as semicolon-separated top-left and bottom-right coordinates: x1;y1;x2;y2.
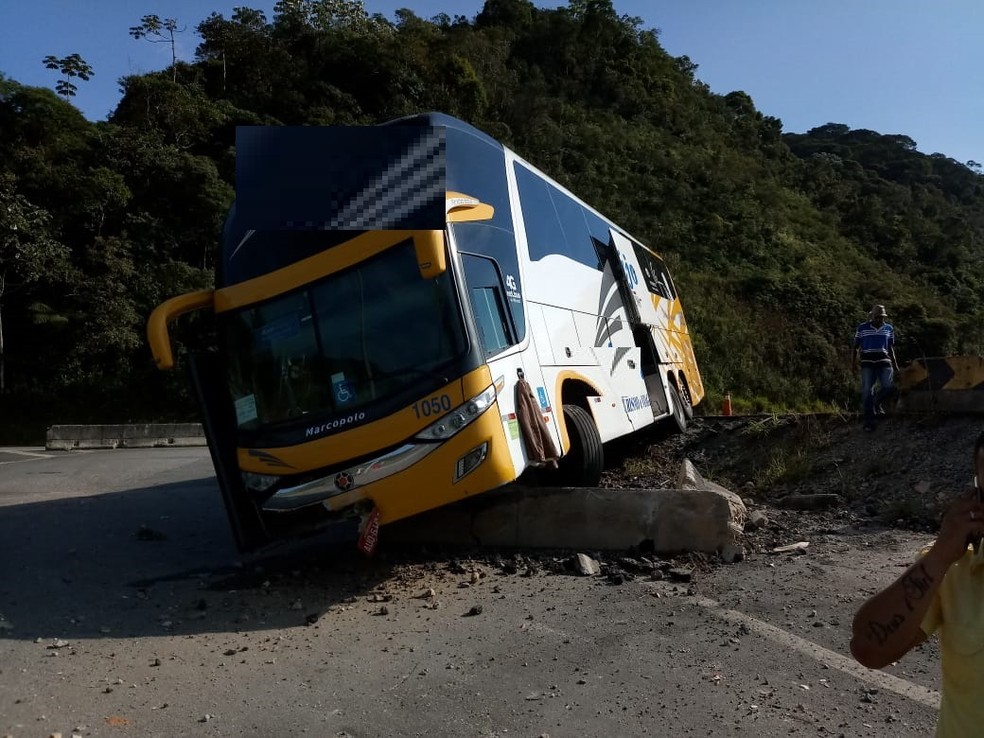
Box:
853;321;894;366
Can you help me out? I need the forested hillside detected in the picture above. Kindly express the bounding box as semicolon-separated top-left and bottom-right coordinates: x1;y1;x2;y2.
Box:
1;0;982;441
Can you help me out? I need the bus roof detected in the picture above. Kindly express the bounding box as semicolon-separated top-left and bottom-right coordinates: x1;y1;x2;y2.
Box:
380;112;504;152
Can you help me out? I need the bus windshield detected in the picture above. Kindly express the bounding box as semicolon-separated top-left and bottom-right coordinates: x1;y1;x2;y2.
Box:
221;238;468;430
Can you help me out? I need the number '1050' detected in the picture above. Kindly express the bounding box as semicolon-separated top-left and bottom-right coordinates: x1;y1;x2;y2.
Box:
412;394;452;418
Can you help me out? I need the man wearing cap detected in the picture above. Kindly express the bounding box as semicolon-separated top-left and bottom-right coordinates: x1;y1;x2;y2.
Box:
851;304;899;431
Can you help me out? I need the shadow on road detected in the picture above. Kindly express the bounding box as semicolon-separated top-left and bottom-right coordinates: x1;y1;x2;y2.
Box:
0;476;430;642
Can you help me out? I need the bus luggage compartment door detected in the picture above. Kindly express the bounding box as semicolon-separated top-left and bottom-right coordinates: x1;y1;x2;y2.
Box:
644;372;671;419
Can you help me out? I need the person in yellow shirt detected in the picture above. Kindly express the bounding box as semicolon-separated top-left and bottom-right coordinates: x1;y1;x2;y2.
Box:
851;431;984;736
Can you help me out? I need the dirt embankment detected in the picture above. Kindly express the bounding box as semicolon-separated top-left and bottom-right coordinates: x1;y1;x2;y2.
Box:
600;412;984;551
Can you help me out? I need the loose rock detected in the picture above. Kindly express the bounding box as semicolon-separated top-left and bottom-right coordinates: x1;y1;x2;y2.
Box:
573;554;600;576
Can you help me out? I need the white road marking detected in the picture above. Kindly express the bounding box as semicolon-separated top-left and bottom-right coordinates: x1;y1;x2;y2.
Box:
695;596;941;710
0;449;56;465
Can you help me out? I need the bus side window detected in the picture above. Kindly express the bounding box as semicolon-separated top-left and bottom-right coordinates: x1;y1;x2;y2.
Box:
515;163;608;271
515;167;565;262
461;253;513;357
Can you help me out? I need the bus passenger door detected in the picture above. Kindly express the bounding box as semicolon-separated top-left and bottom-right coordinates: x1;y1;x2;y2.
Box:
188;352;271;552
607;231;672;420
458;251;560;480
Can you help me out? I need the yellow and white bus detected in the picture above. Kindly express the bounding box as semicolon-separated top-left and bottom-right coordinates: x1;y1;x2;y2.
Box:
148;113;703;551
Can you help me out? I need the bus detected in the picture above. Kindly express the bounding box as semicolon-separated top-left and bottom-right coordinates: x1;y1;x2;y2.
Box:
147;113;704;552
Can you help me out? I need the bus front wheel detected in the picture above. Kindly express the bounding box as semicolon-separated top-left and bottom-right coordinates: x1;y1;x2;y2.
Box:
557;404;604;487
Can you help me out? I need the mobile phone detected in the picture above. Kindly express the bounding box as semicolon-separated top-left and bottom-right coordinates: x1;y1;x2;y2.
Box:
975;476;982;554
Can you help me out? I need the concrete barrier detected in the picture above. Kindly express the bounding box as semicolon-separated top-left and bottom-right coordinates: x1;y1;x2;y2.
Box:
46;424;206;450
386;479;747;555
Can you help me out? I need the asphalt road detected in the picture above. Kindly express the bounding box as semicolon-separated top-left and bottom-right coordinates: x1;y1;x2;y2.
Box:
0;447;942;737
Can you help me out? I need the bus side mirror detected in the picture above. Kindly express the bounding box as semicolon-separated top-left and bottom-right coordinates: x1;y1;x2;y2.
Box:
414;230;447;279
147;289;215;369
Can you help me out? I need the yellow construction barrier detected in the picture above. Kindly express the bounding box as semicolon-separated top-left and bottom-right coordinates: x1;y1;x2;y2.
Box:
897;356;984;413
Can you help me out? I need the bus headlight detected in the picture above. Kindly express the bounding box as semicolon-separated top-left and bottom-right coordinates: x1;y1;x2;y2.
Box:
415;385;496;442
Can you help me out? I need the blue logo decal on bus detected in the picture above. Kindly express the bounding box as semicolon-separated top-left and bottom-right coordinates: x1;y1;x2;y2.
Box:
622;394;652;413
536;386;549;411
620;254;639;289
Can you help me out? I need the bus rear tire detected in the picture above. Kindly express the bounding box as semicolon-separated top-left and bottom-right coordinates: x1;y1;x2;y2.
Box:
669;383;689;433
679;379;694;420
557;404;604;487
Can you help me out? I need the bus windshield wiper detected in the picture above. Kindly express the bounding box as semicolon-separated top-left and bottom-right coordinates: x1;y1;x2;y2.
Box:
377;366;449;386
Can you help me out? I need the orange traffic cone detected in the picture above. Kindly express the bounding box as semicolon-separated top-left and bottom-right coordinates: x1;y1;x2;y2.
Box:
722;392;733;416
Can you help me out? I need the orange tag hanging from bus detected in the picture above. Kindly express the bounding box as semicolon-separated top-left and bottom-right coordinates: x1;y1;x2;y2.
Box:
357;507;381;557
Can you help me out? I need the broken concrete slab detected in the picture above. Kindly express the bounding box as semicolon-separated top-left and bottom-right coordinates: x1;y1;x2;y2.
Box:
386;482;747;555
745;510;769;531
719;542;745;564
668;566;694;582
574;554;600;576
677;458;706;491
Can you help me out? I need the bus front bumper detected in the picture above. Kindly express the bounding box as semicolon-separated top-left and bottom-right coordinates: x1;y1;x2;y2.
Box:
255;407;515;526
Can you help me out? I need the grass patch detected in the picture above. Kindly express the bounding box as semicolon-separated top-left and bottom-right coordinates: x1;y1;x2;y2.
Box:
621;455;658;478
740;415;839;490
755;446;814;488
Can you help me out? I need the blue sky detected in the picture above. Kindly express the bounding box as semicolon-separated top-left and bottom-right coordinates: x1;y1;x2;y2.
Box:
1;1;982;165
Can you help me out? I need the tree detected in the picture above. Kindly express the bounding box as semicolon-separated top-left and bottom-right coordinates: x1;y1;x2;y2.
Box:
273;0;391;33
196;9;270;92
129;15;185;82
0;173;69;393
476;0;536;29
41;53;94;98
